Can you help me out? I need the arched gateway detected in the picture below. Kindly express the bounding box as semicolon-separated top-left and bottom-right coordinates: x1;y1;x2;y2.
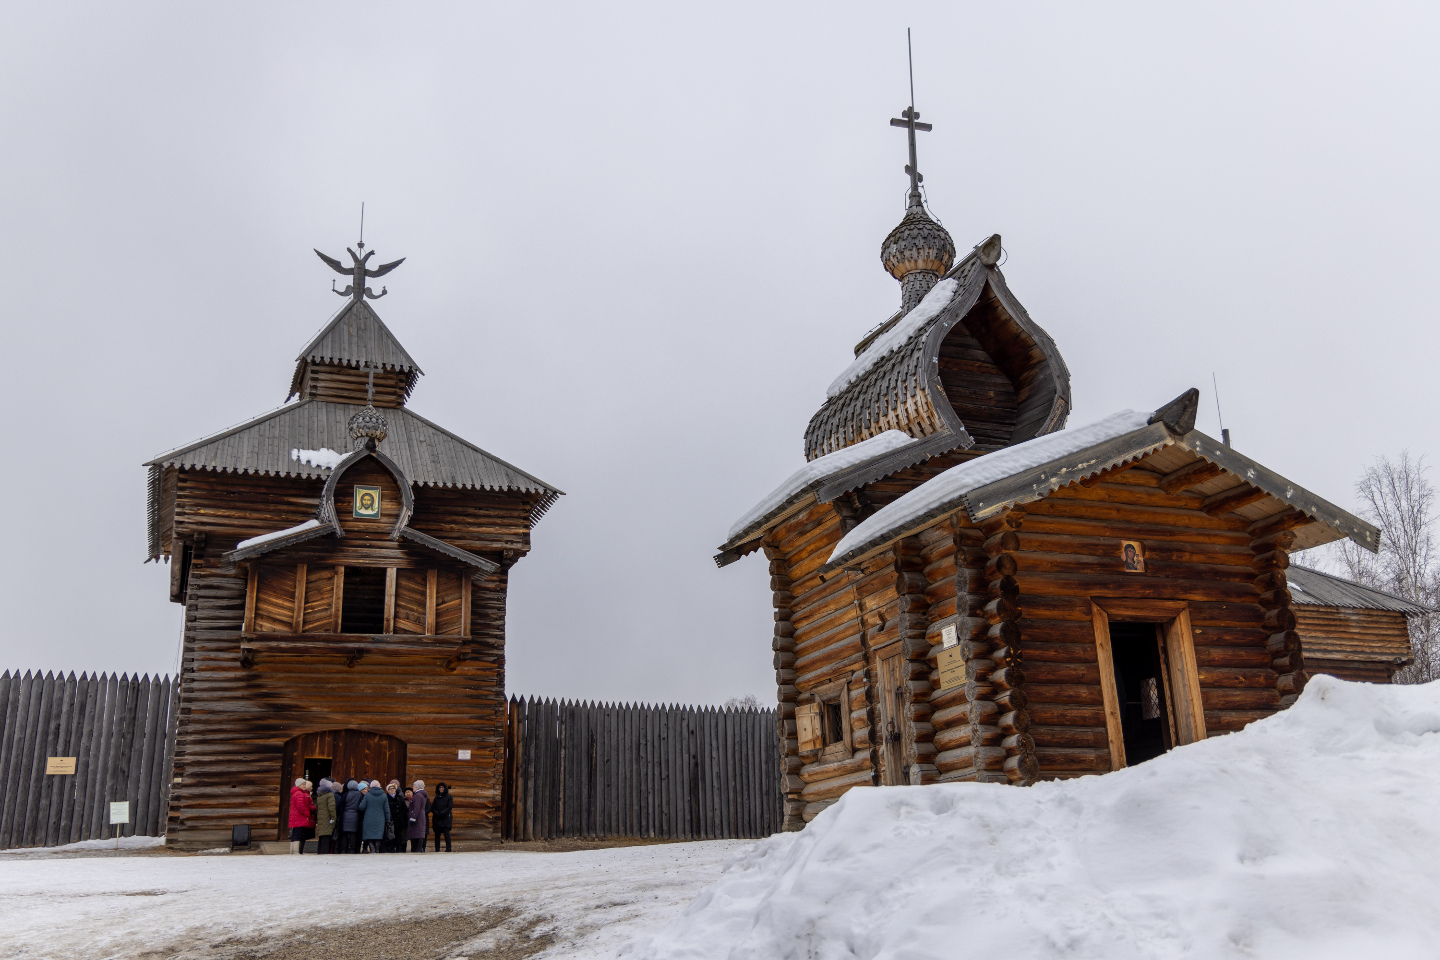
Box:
278;731;406;836
147;245;562;849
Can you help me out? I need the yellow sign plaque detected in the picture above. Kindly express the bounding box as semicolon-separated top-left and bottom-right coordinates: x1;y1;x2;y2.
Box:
45;757;76;775
937;646;967;691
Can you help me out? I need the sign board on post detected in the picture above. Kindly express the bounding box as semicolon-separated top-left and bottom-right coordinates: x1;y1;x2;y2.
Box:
109;801;130;825
45;757;76;775
457;749;471;760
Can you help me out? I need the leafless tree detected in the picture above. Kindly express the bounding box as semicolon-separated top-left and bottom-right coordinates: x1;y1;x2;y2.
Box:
723;694;762;710
1300;452;1440;683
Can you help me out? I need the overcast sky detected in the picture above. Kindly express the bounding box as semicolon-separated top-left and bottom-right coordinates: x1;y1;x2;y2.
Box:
1;3;1436;705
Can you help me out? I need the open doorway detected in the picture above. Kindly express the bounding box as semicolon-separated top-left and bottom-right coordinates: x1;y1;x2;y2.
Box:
1106;621;1172;765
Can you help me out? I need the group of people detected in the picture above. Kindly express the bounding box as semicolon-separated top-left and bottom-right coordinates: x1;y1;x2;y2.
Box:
287;777;454;854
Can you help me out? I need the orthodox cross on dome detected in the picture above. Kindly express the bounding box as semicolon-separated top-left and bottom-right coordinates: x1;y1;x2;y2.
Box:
889;29;932;209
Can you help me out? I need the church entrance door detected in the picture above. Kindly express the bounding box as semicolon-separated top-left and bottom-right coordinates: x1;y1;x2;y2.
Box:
875;653;909;785
278;730;407;837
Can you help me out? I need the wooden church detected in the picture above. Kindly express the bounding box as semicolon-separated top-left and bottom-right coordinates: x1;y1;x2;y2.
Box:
716;102;1419;830
146;244;560;848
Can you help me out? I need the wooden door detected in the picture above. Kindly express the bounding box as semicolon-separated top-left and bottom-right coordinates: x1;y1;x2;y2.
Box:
278;730;407;837
875;654;908;785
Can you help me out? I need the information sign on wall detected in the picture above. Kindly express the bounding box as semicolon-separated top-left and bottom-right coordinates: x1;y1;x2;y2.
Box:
937;646;967;691
457;749;471;760
45;757;76;775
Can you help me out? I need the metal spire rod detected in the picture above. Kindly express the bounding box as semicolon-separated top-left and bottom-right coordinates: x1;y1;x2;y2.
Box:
358;202;366;251
890;28;932;209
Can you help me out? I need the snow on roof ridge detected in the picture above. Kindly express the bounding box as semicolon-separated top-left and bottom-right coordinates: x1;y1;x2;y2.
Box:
235;518;321;551
727;431;920;542
825;277;959;399
829;409;1153;563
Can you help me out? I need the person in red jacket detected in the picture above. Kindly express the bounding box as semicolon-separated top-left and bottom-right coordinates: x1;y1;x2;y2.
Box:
288;778;316;854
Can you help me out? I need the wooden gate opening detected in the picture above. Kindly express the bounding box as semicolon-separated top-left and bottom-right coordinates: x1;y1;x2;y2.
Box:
1107;621;1172;765
278;730;406;838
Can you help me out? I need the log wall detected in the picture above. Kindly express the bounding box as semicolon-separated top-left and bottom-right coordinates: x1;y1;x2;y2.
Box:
0;671;178;849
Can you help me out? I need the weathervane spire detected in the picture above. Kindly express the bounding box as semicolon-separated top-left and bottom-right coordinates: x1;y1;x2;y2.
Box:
889;28;932;210
314;211;405;302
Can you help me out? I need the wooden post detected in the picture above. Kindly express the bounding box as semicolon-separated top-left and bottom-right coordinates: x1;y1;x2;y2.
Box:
383;568;397;634
331;566;345;634
243;567;259;634
1090;605;1127;771
425;569;438;635
459;578;472;638
292;564;307;634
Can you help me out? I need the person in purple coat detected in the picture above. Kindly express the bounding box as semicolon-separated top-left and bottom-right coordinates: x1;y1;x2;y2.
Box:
406;780;430;852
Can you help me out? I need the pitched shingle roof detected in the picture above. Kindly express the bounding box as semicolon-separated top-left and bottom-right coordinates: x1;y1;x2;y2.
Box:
1288;566;1433;615
288;299;423;400
147;399;561;501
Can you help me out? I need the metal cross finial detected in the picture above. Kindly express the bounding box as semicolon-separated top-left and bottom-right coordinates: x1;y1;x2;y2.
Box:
889;29;932;209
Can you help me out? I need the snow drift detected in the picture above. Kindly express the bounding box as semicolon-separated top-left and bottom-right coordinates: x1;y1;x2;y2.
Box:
626;676;1440;960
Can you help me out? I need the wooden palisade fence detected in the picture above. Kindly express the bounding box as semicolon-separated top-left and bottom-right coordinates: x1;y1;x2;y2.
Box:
0;671;178;850
504;697;782;841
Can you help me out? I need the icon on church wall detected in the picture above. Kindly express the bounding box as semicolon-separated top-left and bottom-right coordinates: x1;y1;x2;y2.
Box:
354;485;382;519
1121;540;1145;573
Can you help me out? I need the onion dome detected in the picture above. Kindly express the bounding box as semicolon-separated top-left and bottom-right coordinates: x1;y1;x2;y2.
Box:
881;199;956;312
348;403;389;450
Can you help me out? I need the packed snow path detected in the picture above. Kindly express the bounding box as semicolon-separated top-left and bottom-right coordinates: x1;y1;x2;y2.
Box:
0;840;751;959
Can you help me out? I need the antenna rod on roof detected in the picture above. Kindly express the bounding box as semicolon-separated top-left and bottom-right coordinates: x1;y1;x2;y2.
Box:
1212;372;1230;447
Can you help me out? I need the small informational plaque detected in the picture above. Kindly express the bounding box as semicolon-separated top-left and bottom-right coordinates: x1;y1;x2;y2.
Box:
353;485;382;519
109;801;130;825
457;749;471;761
940;623;958;649
45;757;76;775
937;646;967;691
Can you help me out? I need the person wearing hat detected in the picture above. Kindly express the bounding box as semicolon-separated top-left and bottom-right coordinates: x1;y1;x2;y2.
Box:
314;779;338;854
384;781;407;852
406;780;430;852
431;783;454;852
358;779;391;853
287;778;315;855
339;779;363;854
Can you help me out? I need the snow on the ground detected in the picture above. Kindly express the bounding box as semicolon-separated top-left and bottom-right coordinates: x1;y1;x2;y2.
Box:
0;839;750;960
626;676;1440;960
0;835;163;856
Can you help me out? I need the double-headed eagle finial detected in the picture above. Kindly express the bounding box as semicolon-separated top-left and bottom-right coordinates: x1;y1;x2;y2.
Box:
314;245;406;301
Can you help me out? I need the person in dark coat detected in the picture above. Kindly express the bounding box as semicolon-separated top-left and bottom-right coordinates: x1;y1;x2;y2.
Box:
339;779;363;854
407;780;430;852
431;783;454;852
385;781;407;852
358;779;391;853
314;779;338;854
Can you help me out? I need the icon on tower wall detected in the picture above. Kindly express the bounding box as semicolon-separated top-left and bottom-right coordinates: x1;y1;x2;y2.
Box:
354;485;382;519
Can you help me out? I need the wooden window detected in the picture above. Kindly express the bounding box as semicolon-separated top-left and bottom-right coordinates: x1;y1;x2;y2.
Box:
795;702;823;754
340;567;387;635
1092;600;1207;771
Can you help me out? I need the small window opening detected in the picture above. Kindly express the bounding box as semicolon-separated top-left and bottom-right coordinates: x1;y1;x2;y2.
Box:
822;700;846;746
1109;621;1172;764
341;567;387;634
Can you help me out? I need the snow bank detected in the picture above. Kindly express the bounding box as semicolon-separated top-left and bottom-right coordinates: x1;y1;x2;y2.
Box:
627;676;1440;960
826;278;959;398
829;408;1152;563
235;518;321;550
727;431;919;542
0;835;163;856
291;446;347;469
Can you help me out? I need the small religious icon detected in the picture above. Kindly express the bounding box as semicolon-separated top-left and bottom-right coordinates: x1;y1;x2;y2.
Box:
1121;540;1145;573
354;485;382;519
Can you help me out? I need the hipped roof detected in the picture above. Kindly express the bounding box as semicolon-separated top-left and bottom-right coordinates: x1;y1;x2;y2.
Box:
288;298;423;400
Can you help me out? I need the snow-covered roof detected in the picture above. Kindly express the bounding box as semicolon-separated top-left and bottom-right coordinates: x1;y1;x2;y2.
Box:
234;519;322;551
723;431;920;547
822;391;1379;571
825;278;959;398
